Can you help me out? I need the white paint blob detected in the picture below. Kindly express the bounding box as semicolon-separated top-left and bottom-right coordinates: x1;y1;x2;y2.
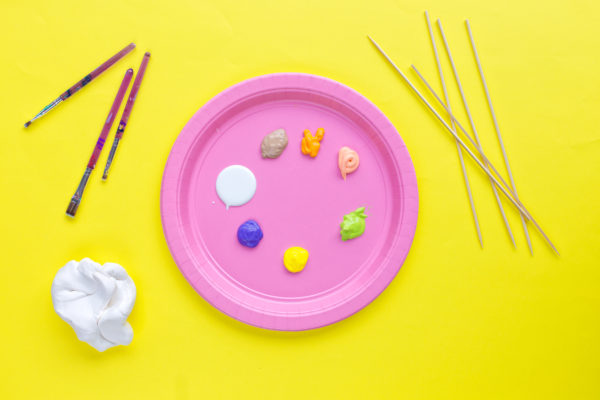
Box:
216;165;257;208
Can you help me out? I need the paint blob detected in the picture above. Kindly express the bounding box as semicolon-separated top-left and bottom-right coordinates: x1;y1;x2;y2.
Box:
261;129;288;158
283;247;309;273
301;128;325;158
216;165;256;208
340;207;367;241
237;220;263;248
338;146;360;179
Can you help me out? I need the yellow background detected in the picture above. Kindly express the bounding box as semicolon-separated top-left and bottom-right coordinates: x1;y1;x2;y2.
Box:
1;0;599;398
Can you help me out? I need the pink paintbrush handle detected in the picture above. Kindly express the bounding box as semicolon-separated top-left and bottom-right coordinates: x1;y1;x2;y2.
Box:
61;43;135;101
115;52;150;139
87;69;133;169
25;43;135;128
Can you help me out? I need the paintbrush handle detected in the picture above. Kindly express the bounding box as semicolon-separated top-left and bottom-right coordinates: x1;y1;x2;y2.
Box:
102;52;151;180
65;69;132;217
116;52;150;138
60;43;136;101
87;69;133;169
25;43;135;127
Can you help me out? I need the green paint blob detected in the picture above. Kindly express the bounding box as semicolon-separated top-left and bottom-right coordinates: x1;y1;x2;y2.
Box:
340;207;367;241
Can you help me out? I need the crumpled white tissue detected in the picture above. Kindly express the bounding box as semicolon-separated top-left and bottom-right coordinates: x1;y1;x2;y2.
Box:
51;258;136;352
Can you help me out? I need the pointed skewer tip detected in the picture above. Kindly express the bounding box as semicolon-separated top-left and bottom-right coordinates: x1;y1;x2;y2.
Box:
367;35;379;47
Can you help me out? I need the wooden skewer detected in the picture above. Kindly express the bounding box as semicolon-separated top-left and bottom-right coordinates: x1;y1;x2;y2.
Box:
411;65;521;206
410;65;559;255
437;20;516;248
425;11;483;248
466;20;533;255
367;35;559;255
367;36;512;203
410;65;519;203
411;62;534;250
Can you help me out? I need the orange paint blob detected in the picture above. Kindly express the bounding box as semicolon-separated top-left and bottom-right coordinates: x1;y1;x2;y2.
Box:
301;128;325;158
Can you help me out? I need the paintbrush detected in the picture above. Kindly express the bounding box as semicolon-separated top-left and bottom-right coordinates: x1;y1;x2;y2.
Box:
102;52;151;180
24;43;135;128
66;69;133;217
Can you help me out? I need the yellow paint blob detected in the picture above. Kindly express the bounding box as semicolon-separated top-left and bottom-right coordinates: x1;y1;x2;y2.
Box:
283;247;309;273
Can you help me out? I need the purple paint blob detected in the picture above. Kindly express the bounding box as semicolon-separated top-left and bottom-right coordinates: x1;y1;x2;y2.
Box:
237;220;263;248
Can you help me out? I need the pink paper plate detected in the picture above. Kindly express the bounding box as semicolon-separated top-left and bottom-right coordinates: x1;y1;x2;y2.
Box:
161;73;418;331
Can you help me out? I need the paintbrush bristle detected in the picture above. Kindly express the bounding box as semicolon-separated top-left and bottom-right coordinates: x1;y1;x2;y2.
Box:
66;199;80;217
24;121;31;128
